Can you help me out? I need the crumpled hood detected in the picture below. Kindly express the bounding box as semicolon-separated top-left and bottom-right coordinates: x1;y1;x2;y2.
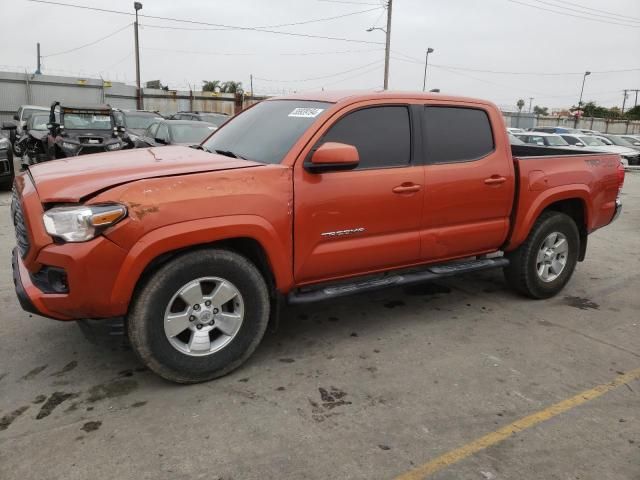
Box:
29;146;262;203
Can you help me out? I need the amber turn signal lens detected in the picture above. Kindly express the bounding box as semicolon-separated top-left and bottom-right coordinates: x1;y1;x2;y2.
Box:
90;206;127;227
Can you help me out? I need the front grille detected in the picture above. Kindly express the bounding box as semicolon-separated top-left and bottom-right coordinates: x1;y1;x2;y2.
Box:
79;137;104;145
11;188;30;258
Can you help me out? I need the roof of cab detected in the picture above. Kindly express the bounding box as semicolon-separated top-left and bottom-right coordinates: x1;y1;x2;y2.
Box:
265;90;496;107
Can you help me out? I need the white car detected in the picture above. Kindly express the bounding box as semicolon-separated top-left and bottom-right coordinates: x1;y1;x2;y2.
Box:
514;132;579;149
507;127;525;134
559;134;639;166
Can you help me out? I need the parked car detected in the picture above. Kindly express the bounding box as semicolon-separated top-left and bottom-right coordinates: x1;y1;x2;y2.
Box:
11;91;625;383
559;134;639;165
577;129;601;135
12;105;49;155
508;133;525;144
0;123;16;189
169;111;230;128
15;113;51;168
112;109;164;148
618;135;640;147
531;126;581;134
138;120;217;147
514;132;575;148
593;135;640;152
45;102;125;158
507;127;524;134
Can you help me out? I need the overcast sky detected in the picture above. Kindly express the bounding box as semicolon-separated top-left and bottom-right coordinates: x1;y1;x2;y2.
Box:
2;0;639;110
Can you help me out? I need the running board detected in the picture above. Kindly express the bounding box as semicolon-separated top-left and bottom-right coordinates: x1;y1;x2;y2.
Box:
287;257;509;305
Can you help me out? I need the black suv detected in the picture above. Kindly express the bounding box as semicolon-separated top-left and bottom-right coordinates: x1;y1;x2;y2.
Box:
168;111;230;128
47;102;125;158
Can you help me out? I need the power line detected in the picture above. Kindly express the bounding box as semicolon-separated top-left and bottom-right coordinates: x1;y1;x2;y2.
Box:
300;62;383;91
317;0;382;5
142;46;383;57
255;59;381;82
391;52;640;76
28;0;385;44
529;0;640;24
41;23;131;57
534;0;640;22
504;0;640;28
141;6;382;30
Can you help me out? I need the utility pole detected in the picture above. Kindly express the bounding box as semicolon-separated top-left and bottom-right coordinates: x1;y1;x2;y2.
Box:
250;74;253;97
134;2;143;109
574;70;590;128
528;97;533;113
383;0;392;90
622;89;628;114
36;43;41;75
422;47;434;92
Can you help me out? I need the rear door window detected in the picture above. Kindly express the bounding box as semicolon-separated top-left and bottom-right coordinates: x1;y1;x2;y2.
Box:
423;107;494;163
320;106;411;169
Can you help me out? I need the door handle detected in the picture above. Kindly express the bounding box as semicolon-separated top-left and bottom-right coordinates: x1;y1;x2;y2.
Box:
392;183;422;194
484;176;507;185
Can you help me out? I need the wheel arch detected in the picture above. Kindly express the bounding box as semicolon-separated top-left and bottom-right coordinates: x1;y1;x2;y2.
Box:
109;216;293;314
506;185;592;256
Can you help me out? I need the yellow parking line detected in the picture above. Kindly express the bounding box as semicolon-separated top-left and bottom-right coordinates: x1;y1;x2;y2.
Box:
395;367;640;480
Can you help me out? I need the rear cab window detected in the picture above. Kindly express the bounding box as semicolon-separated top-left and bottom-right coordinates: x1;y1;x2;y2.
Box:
422;106;494;163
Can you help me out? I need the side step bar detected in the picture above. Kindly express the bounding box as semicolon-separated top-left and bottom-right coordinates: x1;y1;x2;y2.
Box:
287;257;509;305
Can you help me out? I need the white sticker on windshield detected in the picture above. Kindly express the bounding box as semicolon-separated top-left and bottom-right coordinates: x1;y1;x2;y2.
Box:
288;107;324;118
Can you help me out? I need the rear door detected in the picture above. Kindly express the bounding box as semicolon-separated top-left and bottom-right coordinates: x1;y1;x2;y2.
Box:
293;104;424;284
419;104;515;261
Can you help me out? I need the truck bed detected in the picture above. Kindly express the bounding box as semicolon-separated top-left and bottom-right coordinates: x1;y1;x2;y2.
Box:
506;149;622;250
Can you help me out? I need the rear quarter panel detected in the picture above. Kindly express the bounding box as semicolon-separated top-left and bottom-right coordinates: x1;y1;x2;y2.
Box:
506;153;621;250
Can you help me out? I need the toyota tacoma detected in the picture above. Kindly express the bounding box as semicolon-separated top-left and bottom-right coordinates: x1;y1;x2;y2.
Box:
11;91;625;383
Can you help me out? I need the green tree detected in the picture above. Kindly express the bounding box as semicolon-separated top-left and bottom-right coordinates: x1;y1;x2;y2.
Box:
221;81;243;94
533;105;549;116
625;105;640;120
516;99;525;112
202;80;222;92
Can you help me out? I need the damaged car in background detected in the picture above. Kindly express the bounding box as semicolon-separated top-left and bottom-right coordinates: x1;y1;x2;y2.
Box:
45;102;125;158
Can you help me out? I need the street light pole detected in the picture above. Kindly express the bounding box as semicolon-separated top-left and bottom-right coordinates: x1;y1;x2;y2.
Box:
574;70;590;128
134;2;143;109
383;0;393;90
422;47;434;92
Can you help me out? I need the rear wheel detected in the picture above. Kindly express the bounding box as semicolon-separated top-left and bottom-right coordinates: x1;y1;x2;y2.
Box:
127;249;270;383
504;211;579;299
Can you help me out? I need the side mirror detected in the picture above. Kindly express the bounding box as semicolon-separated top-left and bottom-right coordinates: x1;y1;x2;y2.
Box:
576;143;584;147
1;121;17;130
13;114;19;121
307;142;359;172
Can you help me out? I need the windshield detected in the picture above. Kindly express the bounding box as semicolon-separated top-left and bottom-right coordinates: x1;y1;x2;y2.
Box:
202;100;331;164
170;123;217;144
125;113;163;129
579;136;604;146
199;114;229;127
23;108;47;121
29;114;49;130
546;135;569;146
63;112;112;130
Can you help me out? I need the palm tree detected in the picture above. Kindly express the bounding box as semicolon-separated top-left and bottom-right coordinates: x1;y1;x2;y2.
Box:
202;80;221;93
516;99;525;112
221;81;243;94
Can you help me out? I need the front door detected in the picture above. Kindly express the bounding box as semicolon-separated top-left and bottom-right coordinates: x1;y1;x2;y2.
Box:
293;105;424;284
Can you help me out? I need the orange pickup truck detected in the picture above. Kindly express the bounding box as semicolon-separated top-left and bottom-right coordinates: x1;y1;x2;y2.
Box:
11;91;624;383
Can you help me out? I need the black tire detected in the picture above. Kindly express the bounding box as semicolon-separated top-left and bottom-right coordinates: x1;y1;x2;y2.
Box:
504;211;579;299
127;249;270;384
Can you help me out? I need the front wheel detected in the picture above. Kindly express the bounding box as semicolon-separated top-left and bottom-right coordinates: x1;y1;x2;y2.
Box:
504;211;580;299
127;249;270;383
